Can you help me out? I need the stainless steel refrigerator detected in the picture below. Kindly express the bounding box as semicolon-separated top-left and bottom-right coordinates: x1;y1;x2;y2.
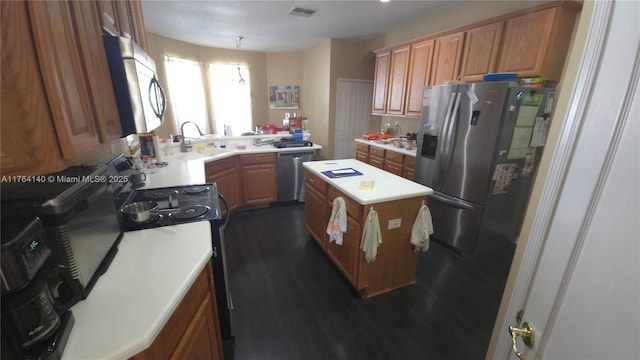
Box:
415;81;555;253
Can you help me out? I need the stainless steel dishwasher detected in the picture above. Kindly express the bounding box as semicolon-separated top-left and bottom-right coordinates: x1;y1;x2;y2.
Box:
277;150;315;201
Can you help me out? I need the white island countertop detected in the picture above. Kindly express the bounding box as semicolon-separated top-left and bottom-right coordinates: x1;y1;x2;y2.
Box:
61;222;212;360
303;159;432;205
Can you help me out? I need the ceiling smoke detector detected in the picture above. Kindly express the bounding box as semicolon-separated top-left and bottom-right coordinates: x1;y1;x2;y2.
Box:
288;6;316;17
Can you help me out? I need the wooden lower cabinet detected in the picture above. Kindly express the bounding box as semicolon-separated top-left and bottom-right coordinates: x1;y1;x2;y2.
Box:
304;169;422;298
355;143;369;163
383;150;404;177
368;146;385;169
356;143;416;181
205;157;241;214
131;263;223;360
403;156;416;181
239;153;277;208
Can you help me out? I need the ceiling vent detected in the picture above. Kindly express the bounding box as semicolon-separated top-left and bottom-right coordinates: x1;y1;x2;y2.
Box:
288;6;316;17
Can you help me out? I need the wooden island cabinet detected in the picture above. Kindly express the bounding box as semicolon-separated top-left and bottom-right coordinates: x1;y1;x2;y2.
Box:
303;159;432;298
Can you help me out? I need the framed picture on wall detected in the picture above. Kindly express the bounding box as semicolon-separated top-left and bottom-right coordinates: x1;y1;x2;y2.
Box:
269;85;299;109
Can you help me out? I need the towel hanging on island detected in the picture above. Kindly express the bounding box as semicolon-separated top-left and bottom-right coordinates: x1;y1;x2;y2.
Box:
360;207;382;263
326;197;347;245
410;203;434;252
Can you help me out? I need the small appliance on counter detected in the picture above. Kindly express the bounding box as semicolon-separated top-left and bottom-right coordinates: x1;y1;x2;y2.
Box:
1;217;81;360
0;162;125;299
273;137;313;148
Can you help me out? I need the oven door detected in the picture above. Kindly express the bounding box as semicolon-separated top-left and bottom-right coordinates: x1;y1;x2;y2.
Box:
211;193;233;341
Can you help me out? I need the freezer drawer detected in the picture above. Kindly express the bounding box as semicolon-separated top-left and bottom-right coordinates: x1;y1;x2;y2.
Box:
428;191;484;253
277;151;315;201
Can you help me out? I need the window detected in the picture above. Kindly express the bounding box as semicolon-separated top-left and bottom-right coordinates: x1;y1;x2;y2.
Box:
163;57;253;137
163;56;208;137
208;64;252;135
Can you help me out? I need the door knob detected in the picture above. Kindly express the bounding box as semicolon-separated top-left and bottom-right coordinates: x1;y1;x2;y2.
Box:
509;321;534;360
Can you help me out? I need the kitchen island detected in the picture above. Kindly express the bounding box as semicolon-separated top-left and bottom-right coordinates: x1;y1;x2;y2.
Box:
302;159;433;297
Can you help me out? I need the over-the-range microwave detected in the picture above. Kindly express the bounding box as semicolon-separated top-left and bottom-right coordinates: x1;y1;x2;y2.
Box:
103;35;167;136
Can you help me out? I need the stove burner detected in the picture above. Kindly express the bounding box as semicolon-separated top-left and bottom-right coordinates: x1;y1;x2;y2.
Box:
183;186;210;195
169;205;210;221
144;189;179;200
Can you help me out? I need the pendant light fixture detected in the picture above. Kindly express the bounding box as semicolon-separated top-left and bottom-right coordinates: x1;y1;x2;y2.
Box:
236;36;246;84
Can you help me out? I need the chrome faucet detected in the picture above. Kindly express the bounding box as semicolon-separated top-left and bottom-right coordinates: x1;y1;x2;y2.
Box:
180;121;204;152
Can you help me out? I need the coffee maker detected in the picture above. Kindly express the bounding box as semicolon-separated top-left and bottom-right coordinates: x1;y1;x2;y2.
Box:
1;217;81;360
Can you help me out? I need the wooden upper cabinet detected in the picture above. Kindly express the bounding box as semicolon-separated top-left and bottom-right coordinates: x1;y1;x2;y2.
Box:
460;22;504;82
0;1;64;176
386;45;410;115
372;50;391;114
114;0;135;38
430;32;465;85
96;0;119;35
97;0;148;51
498;6;579;80
129;0;149;52
404;39;434;117
28;0;100;160
71;1;122;143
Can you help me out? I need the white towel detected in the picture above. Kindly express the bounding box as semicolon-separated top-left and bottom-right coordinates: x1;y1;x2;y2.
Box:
410;204;433;252
326;197;347;245
360;208;382;262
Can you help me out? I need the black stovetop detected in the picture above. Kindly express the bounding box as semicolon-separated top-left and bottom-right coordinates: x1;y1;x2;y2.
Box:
120;183;223;231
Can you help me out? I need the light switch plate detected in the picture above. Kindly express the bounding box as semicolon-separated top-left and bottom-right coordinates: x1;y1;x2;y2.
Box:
388;218;402;229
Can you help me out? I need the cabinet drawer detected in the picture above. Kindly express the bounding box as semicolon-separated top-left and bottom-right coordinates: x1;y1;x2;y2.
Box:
205;157;237;175
384;150;404;164
304;170;327;195
239;153;274;165
368;155;384;169
328;187;363;221
384;161;403;176
355;151;369;163
355;142;369;153
404;156;416;168
369;146;385;157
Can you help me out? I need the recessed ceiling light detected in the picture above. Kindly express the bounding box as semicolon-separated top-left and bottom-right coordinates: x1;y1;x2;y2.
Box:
380;0;391;3
288;6;316;17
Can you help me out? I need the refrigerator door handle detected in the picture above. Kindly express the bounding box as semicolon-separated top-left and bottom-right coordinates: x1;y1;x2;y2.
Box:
439;92;457;183
444;92;463;175
429;192;474;210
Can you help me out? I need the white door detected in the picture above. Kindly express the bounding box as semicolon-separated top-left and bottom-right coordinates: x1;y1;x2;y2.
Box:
334;79;373;159
492;2;640;359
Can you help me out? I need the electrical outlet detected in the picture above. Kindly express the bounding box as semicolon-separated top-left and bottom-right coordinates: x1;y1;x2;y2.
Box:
387;218;402;229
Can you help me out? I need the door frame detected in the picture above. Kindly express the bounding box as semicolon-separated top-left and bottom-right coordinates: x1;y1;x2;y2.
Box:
488;1;629;357
334;78;374;159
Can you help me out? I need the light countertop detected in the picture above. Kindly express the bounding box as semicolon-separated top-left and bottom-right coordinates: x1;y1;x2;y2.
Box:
303;159;432;205
355;138;417;157
140;143;322;189
62;222;213;360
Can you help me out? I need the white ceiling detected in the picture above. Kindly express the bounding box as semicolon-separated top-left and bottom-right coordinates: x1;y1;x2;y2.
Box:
141;1;462;52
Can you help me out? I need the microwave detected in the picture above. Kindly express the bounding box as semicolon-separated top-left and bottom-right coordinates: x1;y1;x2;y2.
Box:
103;35;167;136
0;164;123;298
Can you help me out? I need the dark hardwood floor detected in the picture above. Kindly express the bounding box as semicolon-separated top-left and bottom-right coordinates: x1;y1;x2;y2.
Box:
222;204;514;360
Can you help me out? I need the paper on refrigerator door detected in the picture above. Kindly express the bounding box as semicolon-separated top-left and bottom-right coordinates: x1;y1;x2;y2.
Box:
530;117;549;147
